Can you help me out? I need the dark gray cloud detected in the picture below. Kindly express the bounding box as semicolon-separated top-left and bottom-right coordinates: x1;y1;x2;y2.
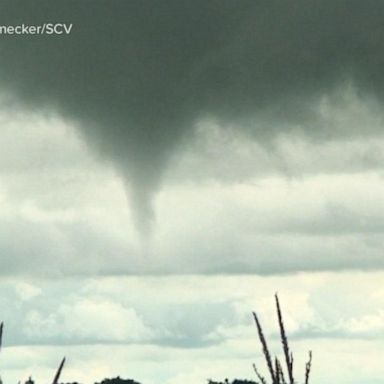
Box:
1;0;384;232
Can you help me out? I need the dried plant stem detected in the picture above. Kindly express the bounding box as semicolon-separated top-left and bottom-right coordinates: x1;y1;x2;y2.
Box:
52;357;66;384
252;295;312;384
0;322;3;352
304;351;312;384
275;358;286;384
274;358;280;384
253;363;267;384
253;312;277;384
275;294;294;384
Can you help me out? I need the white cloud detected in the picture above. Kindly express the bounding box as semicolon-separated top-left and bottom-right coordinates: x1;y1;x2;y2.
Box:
13;282;42;301
344;310;384;335
24;298;154;343
0;273;384;384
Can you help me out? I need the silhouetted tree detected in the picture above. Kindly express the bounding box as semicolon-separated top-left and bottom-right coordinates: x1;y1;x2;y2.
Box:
95;377;141;384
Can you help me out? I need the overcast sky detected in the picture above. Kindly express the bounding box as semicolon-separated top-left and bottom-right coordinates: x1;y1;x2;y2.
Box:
0;1;384;384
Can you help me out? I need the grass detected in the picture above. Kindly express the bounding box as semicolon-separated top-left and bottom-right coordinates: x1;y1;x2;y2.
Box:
252;294;312;384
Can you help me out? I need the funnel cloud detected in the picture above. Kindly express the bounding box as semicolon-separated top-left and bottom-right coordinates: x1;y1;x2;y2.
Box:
1;4;384;383
1;0;384;232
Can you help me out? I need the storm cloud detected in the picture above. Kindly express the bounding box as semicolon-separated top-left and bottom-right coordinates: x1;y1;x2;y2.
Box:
1;0;384;232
